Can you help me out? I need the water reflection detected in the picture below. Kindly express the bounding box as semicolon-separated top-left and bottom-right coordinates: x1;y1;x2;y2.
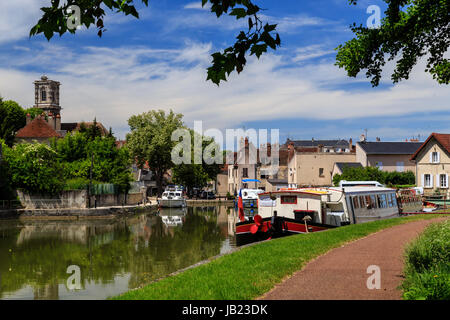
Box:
0;205;239;300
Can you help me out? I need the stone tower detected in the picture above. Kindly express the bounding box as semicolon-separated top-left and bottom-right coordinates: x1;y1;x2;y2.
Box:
34;75;61;117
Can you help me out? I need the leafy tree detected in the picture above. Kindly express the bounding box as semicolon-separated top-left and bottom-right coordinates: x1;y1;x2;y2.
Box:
0;139;15;199
52;131;133;193
29;0;280;85
336;0;449;86
126;109;184;196
0;100;26;147
5;142;64;194
172;130;224;194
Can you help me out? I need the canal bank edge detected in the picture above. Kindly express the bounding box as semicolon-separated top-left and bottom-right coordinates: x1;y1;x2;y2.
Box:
0;204;158;219
0;200;235;219
111;214;449;300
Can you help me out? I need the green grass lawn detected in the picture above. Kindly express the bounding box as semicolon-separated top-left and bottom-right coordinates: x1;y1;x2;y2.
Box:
112;214;448;300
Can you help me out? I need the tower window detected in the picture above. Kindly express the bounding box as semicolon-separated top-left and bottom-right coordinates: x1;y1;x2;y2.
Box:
41;90;47;101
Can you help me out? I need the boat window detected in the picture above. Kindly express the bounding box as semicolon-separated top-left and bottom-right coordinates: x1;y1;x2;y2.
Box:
365;195;372;208
175;193;181;196
281;195;297;204
352;196;359;209
169;192;175;196
387;193;393;207
390;193;397;207
359;196;366;208
377;195;382;208
370;195;377;208
379;194;387;208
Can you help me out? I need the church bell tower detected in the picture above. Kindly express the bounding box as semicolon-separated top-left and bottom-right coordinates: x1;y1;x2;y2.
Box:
34;75;61;117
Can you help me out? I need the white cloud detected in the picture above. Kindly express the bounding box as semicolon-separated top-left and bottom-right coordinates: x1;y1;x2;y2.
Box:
184;2;209;10
0;42;448;141
0;0;49;43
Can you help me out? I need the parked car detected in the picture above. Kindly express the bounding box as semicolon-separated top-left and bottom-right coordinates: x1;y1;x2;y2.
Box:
200;191;216;200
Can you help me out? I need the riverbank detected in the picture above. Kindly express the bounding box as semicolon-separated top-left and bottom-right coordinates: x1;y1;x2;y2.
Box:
112;214;449;300
0;203;158;220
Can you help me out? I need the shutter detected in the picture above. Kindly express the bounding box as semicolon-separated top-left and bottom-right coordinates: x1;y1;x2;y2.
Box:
430;152;433;163
421;174;425;187
437;152;441;163
446;174;449;188
430;174;434;187
437;174;440;188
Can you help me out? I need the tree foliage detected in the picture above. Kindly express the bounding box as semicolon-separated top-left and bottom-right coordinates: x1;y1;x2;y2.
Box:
2;142;64;195
333;165;416;187
172;129;224;193
0;99;26;147
29;0;280;85
52;128;133;193
336;0;449;86
126;109;184;195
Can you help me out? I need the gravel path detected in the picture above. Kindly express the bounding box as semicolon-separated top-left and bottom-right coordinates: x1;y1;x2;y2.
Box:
260;218;448;300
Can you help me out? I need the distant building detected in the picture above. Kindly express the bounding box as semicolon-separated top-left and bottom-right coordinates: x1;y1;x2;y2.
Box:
15;115;61;145
15;75;108;143
356;141;422;172
410;133;450;197
287;139;356;187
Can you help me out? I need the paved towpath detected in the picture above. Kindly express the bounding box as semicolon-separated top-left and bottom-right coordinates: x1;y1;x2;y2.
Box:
260;217;448;300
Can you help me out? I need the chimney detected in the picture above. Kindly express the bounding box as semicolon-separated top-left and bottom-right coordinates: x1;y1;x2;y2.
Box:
47;112;54;129
26;113;31;125
55;114;61;131
349;138;352;151
267;143;271;157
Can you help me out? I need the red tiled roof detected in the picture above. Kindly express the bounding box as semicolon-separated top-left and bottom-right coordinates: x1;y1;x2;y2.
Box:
16;117;61;139
410;133;450;160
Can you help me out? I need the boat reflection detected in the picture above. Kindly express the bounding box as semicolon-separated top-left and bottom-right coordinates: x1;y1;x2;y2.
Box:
158;207;187;228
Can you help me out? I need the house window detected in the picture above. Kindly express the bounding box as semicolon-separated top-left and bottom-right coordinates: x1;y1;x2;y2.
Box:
440;174;448;188
396;162;404;172
376;162;383;170
424;174;432;188
242;168;248;178
281;195;297;204
41;89;47;101
431;152;439;163
319;168;324;177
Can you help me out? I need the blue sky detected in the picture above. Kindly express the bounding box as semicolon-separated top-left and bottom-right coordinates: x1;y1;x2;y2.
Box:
0;0;448;143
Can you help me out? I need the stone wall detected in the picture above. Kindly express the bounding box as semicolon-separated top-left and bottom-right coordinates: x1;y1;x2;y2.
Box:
17;190;144;209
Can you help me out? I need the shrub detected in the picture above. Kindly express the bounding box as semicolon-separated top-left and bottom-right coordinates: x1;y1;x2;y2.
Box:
402;220;450;300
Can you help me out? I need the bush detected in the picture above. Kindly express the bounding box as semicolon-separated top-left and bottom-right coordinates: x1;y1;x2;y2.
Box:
402;220;450;300
5;142;63;195
333;166;415;187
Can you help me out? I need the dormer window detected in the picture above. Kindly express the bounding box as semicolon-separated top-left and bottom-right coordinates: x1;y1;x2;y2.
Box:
41;89;47;101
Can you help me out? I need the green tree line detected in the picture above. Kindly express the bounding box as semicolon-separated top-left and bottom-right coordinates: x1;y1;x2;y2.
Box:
333;165;416;187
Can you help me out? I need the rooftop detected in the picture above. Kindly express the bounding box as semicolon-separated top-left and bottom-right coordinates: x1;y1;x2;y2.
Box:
411;133;450;160
16;116;61;139
357;141;423;155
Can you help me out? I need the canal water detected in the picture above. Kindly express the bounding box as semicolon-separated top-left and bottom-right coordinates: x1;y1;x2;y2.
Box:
0;205;240;300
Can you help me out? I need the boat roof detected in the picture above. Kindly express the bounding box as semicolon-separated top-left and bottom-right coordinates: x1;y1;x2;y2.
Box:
336;186;396;193
259;189;326;197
